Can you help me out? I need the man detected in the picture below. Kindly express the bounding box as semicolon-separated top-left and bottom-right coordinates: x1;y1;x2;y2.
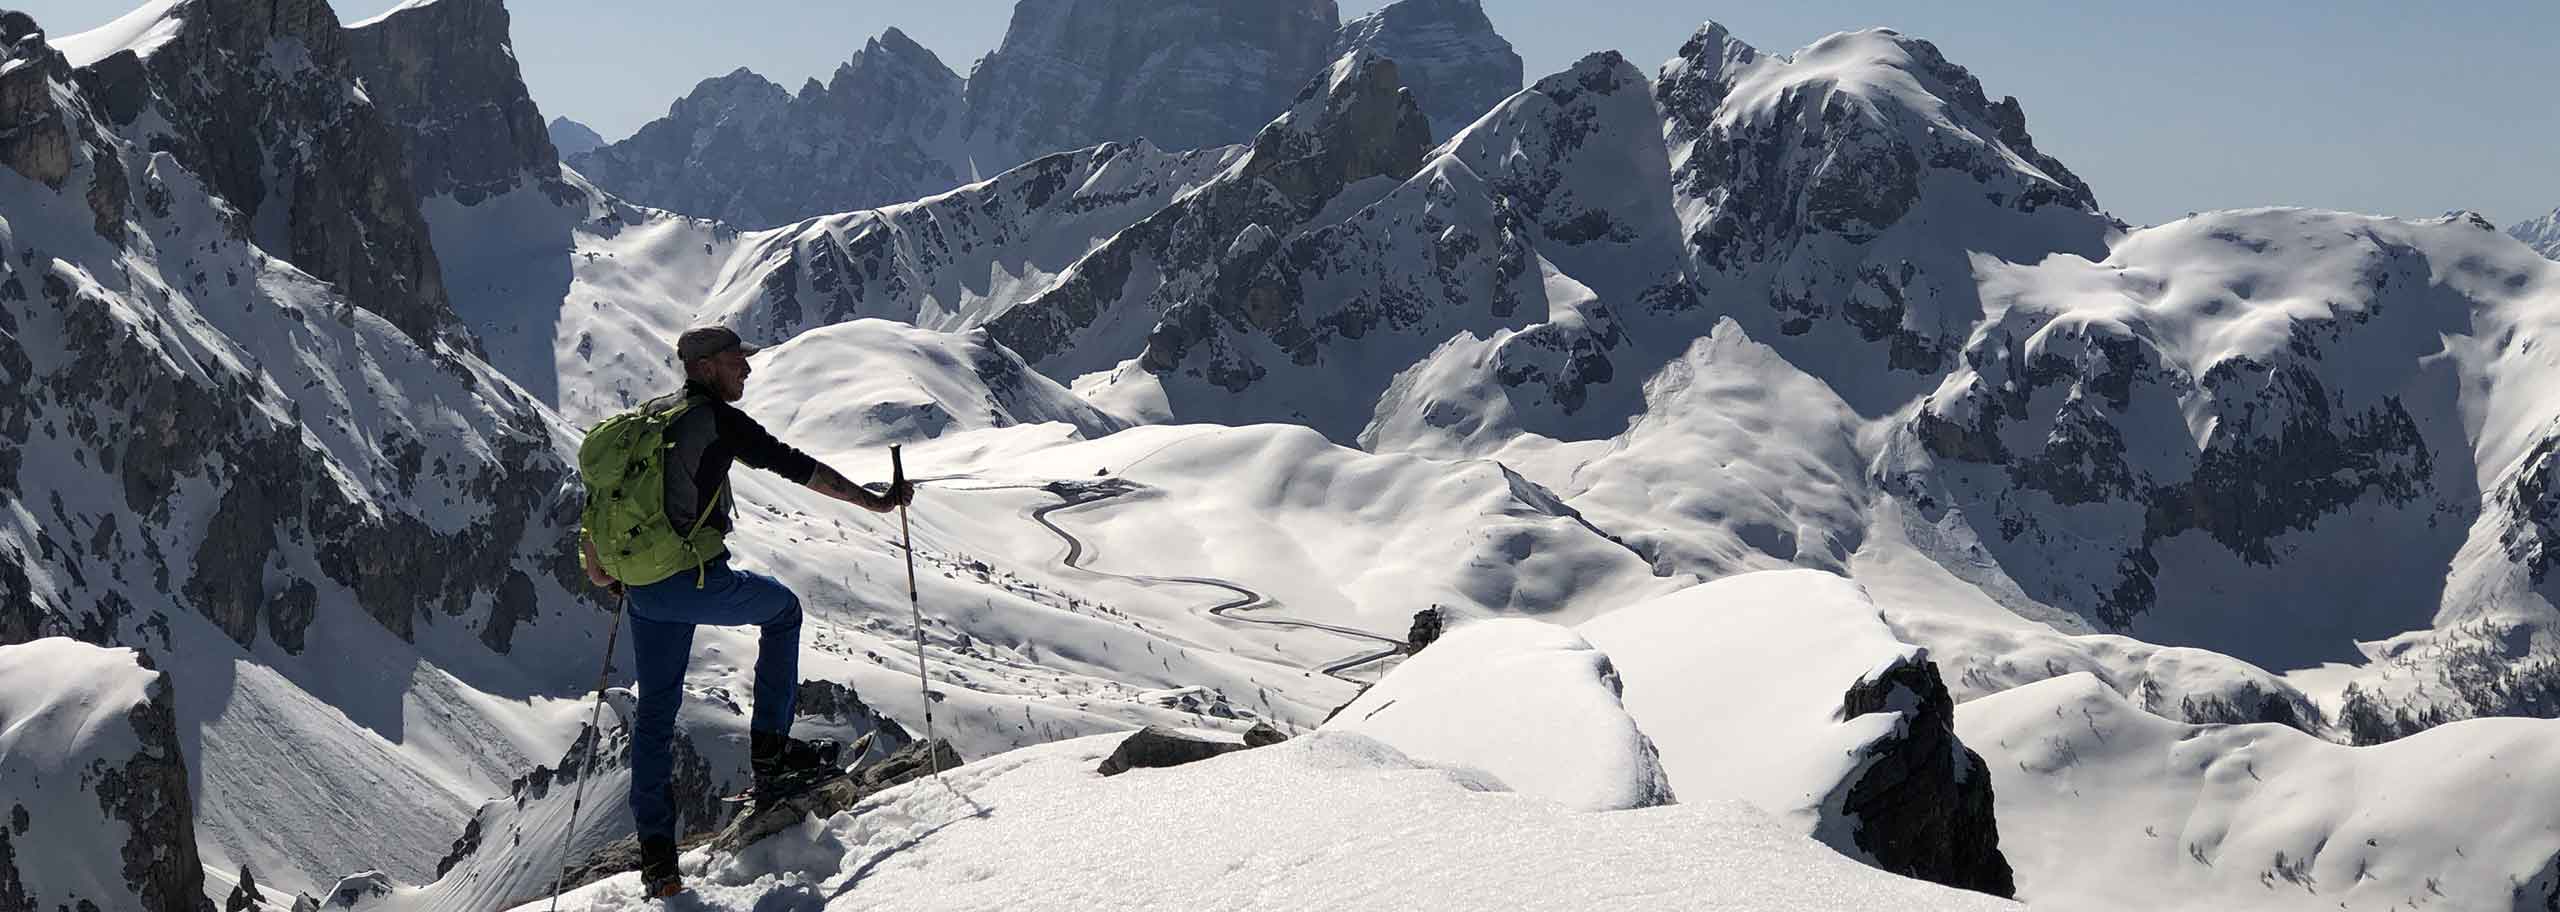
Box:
580;325;912;898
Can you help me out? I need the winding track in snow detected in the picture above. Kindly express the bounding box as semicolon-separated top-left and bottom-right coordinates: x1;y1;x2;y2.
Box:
1005;478;1405;681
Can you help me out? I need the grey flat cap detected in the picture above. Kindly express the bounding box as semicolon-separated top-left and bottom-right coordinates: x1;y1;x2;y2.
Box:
675;325;760;362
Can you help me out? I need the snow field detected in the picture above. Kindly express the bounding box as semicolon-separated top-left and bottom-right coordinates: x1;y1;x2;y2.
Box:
531;731;2021;912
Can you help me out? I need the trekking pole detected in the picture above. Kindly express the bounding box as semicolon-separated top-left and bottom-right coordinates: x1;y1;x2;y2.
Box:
549;591;626;911
892;445;938;779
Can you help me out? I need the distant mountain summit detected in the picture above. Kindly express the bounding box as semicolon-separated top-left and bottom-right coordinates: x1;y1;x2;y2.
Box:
1332;0;1521;138
567;27;969;228
2513;205;2560;259
547;116;604;157
569;0;1524;228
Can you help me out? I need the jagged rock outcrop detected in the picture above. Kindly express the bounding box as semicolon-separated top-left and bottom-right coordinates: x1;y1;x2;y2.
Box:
547;116;605;158
0;640;215;912
67;0;457;344
1829;651;2014;898
1096;722;1287;775
1332;0;1522;138
965;0;1343;163
2514;206;2560;260
343;0;567;205
223;865;262;911
567;28;967;228
987;50;1431;383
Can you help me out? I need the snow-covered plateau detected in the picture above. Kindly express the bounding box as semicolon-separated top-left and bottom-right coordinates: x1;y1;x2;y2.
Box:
4;0;2558;909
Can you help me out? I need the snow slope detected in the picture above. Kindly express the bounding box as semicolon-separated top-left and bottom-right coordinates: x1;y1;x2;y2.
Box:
1962;673;2560;910
1323;618;1676;811
529;732;2020;912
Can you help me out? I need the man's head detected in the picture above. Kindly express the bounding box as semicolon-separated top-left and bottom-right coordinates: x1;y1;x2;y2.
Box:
677;326;759;402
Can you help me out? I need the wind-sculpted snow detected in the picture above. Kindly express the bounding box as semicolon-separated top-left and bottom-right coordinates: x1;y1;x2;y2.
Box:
1323;617;1676;811
0;639;211;912
745;319;1126;448
567;29;970;229
1961;673;2560;910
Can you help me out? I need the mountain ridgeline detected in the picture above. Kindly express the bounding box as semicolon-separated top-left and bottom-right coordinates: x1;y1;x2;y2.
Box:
10;0;2560;908
566;0;1524;228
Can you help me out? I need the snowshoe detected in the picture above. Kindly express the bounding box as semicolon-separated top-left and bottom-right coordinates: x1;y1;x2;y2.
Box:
726;732;871;805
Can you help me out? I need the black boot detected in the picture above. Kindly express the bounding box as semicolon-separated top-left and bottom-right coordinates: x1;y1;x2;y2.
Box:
750;731;841;796
638;836;682;899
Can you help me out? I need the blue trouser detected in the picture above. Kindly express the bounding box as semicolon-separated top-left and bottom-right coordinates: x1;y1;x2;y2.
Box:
625;556;802;843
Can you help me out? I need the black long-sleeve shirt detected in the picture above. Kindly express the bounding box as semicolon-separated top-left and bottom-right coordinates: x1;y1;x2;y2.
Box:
660;382;818;537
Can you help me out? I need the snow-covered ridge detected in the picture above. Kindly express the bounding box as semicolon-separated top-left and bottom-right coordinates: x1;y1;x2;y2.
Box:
2513;205;2560;260
0;639;208;912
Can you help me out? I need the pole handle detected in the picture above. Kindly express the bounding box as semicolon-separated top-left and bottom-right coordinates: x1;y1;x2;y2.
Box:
889;444;906;486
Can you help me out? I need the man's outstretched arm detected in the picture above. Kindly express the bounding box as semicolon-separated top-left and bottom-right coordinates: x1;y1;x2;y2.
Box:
805;463;911;513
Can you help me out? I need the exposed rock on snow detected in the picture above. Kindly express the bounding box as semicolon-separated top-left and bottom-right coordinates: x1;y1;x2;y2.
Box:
964;0;1342;166
1095;722;1285;775
0;639;213;912
1834;652;2013;896
343;0;565;205
1577;571;2010;894
566;28;968;228
1332;0;1522;139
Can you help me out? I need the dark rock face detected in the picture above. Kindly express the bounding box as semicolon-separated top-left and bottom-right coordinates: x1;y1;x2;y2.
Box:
2;15;131;244
546;116;605;158
72;650;218;912
223;866;262;912
99;0;456;344
1406;607;1445;653
343;0;567;205
1332;0;1522;139
568;29;967;228
988;51;1431;379
1830;652;2014;898
966;0;1343;162
1096;723;1284;776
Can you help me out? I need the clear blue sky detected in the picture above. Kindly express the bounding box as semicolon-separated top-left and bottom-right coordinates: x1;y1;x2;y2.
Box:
28;0;2558;228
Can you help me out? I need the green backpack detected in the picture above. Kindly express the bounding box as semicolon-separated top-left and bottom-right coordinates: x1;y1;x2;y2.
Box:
579;394;729;588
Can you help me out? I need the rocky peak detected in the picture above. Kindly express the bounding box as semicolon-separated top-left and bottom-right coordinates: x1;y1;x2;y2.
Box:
344;0;566;205
546;115;603;157
2512;205;2560;260
1243;50;1431;213
964;0;1343;160
68;0;457;344
1331;0;1522;139
568;35;967;227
